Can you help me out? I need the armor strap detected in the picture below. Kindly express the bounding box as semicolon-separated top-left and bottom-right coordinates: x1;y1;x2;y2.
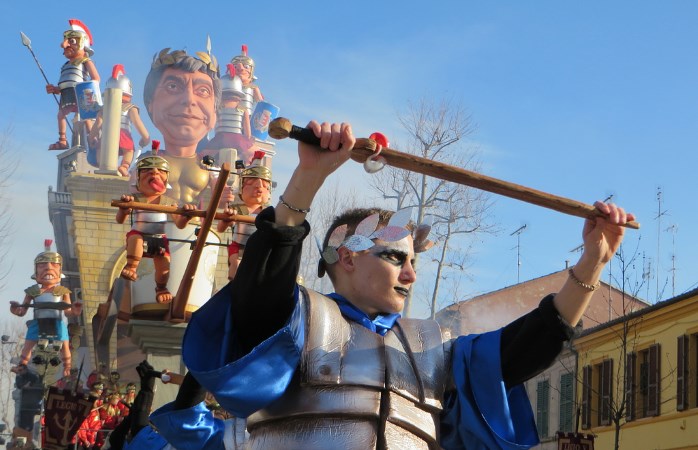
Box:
122;103;138;113
69;56;91;66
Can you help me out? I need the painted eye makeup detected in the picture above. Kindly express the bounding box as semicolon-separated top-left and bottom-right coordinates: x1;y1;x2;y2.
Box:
375;249;408;267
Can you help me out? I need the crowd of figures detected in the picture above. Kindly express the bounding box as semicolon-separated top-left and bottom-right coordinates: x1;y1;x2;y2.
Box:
9;16;636;450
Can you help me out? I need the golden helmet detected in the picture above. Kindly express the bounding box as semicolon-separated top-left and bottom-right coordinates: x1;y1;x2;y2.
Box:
34;251;62;266
136;155;170;173
241;165;272;183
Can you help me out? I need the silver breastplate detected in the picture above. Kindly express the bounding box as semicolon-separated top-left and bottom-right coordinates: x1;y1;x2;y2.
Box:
247;288;451;450
120;108;132;132
34;291;63;320
58;61;86;90
232;217;257;246
215;108;244;134
132;210;168;235
240;87;254;113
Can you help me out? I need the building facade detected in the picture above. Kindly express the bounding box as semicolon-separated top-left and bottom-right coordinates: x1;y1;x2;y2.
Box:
574;288;698;450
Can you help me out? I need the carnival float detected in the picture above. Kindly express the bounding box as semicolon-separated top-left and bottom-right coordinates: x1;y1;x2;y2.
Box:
10;18;279;448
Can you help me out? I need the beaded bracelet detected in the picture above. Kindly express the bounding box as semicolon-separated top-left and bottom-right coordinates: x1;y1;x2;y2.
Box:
278;195;311;214
568;268;600;291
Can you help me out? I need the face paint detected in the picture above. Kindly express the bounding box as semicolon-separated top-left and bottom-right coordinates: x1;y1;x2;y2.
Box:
369;238;414;268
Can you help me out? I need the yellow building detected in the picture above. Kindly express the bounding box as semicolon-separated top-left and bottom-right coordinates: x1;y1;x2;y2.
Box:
575;288;698;450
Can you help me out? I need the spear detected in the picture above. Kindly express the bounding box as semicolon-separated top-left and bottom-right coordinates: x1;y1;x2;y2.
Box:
20;31;73;134
269;118;640;229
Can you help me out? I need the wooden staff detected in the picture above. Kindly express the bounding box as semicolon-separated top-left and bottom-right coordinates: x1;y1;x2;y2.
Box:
167;163;231;323
269;118;640;229
111;200;256;224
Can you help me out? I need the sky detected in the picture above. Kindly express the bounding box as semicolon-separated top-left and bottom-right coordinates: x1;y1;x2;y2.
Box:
0;1;697;324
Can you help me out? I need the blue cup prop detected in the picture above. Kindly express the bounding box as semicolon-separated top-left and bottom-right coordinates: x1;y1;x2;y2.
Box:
75;80;103;120
250;101;280;141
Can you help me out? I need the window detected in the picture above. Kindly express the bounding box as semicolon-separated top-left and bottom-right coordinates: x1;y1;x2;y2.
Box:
626;344;661;420
536;380;550;438
581;359;613;429
598;359;613;426
559;372;575;432
677;333;698;411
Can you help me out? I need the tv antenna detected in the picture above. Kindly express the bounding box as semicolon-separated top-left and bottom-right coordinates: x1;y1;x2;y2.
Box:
510;224;527;283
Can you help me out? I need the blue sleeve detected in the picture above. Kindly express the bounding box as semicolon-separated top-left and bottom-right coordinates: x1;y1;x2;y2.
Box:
149;402;225;450
182;284;305;418
440;330;540;450
123;426;168;450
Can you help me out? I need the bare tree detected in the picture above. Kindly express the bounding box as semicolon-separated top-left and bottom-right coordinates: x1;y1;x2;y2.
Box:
575;237;679;450
0;321;26;430
298;183;363;293
369;98;496;317
0;127;18;291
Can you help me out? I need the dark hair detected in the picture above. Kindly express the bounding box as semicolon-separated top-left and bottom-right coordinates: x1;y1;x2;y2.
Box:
319;208;413;279
143;49;222;121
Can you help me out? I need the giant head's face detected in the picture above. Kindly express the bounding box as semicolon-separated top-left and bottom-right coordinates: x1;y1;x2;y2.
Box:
147;68;216;150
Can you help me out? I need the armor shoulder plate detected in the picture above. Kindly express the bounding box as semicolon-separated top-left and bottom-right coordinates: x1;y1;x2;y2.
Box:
25;285;41;298
52;286;72;296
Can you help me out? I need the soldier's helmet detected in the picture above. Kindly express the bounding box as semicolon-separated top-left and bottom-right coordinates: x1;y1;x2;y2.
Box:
106;64;133;97
231;44;255;79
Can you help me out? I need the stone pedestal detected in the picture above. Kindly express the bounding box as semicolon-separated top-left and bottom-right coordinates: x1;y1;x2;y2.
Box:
127;320;187;409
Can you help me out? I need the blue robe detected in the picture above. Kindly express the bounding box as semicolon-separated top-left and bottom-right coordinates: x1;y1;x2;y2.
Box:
153;284;540;449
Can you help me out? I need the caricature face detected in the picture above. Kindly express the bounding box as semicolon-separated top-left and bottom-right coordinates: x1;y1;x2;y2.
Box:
341;235;417;317
240;177;271;209
147;68;216;151
254;110;271;131
137;168;168;197
61;31;84;60
35;262;61;287
234;62;253;85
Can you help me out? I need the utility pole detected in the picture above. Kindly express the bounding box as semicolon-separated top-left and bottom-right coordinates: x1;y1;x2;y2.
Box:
510;224;527;284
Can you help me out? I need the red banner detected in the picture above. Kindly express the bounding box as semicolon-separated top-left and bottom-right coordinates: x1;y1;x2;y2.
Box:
557;432;595;450
43;387;96;449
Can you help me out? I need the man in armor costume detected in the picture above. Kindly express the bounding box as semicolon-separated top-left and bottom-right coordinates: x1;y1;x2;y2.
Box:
46;19;100;150
142;48;221;204
116;151;195;303
89;65;151;176
150;121;634;449
216;151;272;280
10;245;82;377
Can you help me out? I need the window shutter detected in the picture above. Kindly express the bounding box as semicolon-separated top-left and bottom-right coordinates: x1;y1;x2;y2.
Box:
582;365;592;429
677;335;688;411
626;352;636;421
537;380;550;438
648;344;661;416
559;372;574;432
600;359;613;426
